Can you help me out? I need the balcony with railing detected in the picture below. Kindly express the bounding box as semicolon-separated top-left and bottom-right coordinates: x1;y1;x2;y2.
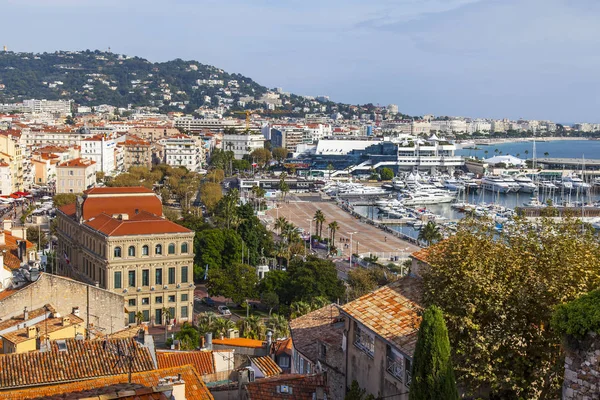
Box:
386;357;404;383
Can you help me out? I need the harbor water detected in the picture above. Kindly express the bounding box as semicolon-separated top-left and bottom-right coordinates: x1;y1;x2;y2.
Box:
457;139;600;160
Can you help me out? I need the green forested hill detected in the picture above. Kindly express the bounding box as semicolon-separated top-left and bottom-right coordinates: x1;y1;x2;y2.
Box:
0;50;269;111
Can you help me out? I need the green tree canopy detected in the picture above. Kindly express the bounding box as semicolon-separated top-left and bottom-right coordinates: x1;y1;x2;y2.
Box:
207;263;258;305
53;193;78;208
379;167;394;181
410;305;459;400
422;216;600;398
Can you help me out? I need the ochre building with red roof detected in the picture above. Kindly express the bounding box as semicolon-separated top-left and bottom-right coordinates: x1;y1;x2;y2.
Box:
56;187;195;326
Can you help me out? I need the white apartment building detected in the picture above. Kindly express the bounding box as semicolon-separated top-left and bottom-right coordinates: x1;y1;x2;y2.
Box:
160;134;203;172
22;99;73;115
492;120;507;133
222;132;266;160
470;120;492;134
174;117;243;132
81;135;118;175
21;129;94;147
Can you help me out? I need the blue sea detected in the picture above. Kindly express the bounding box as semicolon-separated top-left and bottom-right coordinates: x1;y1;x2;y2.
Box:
456;139;600;160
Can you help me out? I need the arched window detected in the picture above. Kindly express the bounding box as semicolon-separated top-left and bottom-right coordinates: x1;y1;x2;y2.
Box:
114;247;122;258
128;246;136;257
142;245;149;256
168;243;176;255
155;244;162;255
181;242;189;254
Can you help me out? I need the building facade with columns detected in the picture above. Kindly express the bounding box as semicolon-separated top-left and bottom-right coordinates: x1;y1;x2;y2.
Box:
55;187;195;326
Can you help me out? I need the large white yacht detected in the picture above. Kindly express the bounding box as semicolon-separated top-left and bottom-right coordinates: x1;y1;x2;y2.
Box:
399;189;456;205
481;176;515;193
561;174;591;190
514;175;537;193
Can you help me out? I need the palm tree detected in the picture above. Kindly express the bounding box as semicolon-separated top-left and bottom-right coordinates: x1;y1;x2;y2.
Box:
290;301;312;319
255;186;266;212
418;221;442;246
213;317;236;339
135;311;144;325
238;315;266;340
314;210;326;239
196;312;217;336
484;150;488;157
494;148;499;154
326;163;334;180
544;152;549;157
328;221;339;244
311;296;330;309
274;217;288;236
268;314;289;338
274;241;288;268
524;150;529;156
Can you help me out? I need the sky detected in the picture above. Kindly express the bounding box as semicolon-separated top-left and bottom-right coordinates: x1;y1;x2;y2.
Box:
1;0;599;122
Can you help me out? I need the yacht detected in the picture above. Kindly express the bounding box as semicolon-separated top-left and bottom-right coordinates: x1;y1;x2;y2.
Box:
538;180;558;190
562;174;591;190
399;189;456;205
480;176;515;193
514;175;537;193
392;177;406;190
501;176;523;192
443;178;464;191
523;197;545;207
459;176;480;190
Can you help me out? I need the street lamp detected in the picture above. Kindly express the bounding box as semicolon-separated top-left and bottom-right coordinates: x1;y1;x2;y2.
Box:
347;231;357;270
306;218;313;253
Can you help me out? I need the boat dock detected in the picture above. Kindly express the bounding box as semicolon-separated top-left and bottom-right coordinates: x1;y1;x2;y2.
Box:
517;207;600;218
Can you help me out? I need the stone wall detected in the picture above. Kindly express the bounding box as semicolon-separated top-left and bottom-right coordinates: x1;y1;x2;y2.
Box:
0;273;126;335
562;332;600;400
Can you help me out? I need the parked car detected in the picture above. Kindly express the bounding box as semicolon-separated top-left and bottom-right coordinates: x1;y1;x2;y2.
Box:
218;305;232;316
201;297;215;307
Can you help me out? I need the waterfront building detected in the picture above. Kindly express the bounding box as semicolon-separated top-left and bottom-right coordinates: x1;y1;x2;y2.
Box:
310;135;463;174
55;187;195;325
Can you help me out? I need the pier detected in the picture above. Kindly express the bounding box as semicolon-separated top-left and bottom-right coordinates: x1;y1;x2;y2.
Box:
517;207;600;218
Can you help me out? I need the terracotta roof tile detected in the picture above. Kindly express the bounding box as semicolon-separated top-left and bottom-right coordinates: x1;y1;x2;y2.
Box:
410;247;431;263
2;313;84;345
84;187;154;195
0;365;213;400
250;356;282;377
0;337;155;390
57;158;95;168
212;338;265;349
84;212;191;237
245;374;327;400
156;351;215;375
340;276;423;356
0;304;53;332
289;304;344;362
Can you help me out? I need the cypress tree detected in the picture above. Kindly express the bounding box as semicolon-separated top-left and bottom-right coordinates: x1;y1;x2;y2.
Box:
409;305;459;400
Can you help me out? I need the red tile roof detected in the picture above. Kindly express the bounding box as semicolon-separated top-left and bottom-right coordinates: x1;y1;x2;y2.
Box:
250;356;282;377
1;230;35;271
289;304;344;363
340;276;423;356
212;338;265;349
81;188;163;220
0;365;213;400
57;157;95;168
245;374;327;400
84;212;191;236
156;350;215;375
0;338;155;390
2;313;84;345
84;187;155;195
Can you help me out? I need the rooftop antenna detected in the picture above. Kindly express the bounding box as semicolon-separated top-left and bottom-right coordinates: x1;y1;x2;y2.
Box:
103;339;138;383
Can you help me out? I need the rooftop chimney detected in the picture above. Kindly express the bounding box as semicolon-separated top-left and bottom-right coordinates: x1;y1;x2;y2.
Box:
205;332;212;350
23;306;29;321
27;326;36;339
62;316;71;326
266;331;273;353
3;219;12;232
0;231;5;246
157;376;186;400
